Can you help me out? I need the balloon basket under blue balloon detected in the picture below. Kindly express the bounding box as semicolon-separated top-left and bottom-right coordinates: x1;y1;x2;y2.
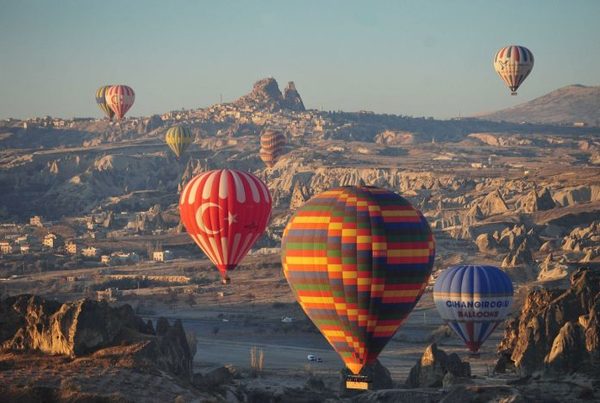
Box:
346;375;371;390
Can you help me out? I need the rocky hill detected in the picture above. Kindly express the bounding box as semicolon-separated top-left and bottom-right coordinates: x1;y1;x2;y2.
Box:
496;267;600;376
232;78;305;112
478;85;600;126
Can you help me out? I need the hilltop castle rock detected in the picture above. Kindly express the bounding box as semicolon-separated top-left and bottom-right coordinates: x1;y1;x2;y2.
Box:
233;78;305;112
282;81;305;111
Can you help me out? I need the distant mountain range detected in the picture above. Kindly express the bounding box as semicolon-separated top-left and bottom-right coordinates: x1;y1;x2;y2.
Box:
477;85;600;126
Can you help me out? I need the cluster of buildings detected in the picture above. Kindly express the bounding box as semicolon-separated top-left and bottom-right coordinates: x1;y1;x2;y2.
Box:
20;116;96;130
0;215;175;268
158;102;332;139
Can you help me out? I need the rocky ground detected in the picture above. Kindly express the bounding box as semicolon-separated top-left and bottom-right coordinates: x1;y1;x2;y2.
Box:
1;78;599;401
1;268;598;402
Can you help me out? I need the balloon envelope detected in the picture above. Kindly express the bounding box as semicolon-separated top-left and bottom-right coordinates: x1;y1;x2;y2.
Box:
493;45;534;95
259;129;286;168
166;126;193;158
179;169;272;282
281;186;435;374
433;265;514;353
105;85;135;119
95;86;115;120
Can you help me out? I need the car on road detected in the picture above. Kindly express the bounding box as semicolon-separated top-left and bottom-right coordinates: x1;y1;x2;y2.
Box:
307;354;323;363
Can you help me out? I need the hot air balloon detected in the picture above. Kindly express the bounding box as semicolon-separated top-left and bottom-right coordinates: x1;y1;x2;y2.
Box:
493;45;534;95
433;265;514;354
95;86;115;120
105;85;135;119
281;186;435;384
165;126;193;159
259;128;286;168
179;169;272;283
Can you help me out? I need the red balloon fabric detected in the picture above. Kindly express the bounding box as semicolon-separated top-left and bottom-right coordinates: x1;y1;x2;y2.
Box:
105;85;135;119
179;169;272;282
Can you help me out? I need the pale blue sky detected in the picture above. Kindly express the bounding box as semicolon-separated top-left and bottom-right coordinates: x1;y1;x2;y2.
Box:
1;0;599;119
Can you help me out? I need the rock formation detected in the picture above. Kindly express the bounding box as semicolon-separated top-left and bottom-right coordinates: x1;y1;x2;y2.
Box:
0;295;193;379
517;187;556;212
475;233;505;255
497;267;600;376
405;343;471;388
477;190;509;217
501;239;534;268
233;78;305;112
128;203;168;233
498;224;541;251
281;81;305;111
537;253;571;281
561;221;600;259
466;203;484;222
539;239;558;253
374;130;415;145
552;184;600;206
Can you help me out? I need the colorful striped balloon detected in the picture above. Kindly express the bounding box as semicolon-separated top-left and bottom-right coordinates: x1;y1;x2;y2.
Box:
281;186;435;374
179;169;272;283
493;45;534;95
259;128;286;168
433;265;514;353
105;85;135;119
165;126;193;158
95;86;115;120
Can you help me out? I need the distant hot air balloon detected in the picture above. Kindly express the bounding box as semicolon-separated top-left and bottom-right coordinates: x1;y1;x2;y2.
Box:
259;128;286;168
281;186;435;379
433;265;514;354
95;86;115;120
165;126;193;159
105;85;135;119
179;169;272;283
493;45;534;95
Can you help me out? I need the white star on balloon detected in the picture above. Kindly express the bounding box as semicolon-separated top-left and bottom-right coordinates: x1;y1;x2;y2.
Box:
227;212;237;225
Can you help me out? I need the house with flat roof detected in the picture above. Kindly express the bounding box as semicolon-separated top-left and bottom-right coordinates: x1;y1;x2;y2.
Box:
0;241;13;254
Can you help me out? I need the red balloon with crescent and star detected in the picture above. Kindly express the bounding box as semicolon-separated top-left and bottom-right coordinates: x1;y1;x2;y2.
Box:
179;169;272;283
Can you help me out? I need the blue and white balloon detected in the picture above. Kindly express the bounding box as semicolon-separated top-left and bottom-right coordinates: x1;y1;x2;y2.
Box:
433;265;514;353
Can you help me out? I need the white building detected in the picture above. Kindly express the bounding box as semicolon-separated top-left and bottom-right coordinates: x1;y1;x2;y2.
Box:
152;250;174;262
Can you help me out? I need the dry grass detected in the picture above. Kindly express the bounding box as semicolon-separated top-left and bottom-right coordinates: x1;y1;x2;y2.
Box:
250;346;264;374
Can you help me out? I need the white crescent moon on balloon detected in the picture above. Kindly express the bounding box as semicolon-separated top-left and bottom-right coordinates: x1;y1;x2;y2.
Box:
195;202;223;235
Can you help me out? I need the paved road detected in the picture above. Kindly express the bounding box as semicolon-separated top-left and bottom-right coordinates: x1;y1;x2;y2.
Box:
156;313;501;379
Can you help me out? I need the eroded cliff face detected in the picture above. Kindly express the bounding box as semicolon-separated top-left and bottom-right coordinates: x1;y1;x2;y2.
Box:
497;268;600;376
265;165;471;211
0;295;193;379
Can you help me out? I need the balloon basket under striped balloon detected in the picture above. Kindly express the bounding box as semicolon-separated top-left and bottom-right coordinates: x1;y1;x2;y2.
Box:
511;92;518;96
346;375;371;390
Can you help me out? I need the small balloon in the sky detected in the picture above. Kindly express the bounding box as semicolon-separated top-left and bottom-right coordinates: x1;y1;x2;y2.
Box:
493;45;534;95
105;85;135;119
95;85;115;120
165;125;193;159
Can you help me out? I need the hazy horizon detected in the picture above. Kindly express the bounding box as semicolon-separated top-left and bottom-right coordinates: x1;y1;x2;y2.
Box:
1;0;599;120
